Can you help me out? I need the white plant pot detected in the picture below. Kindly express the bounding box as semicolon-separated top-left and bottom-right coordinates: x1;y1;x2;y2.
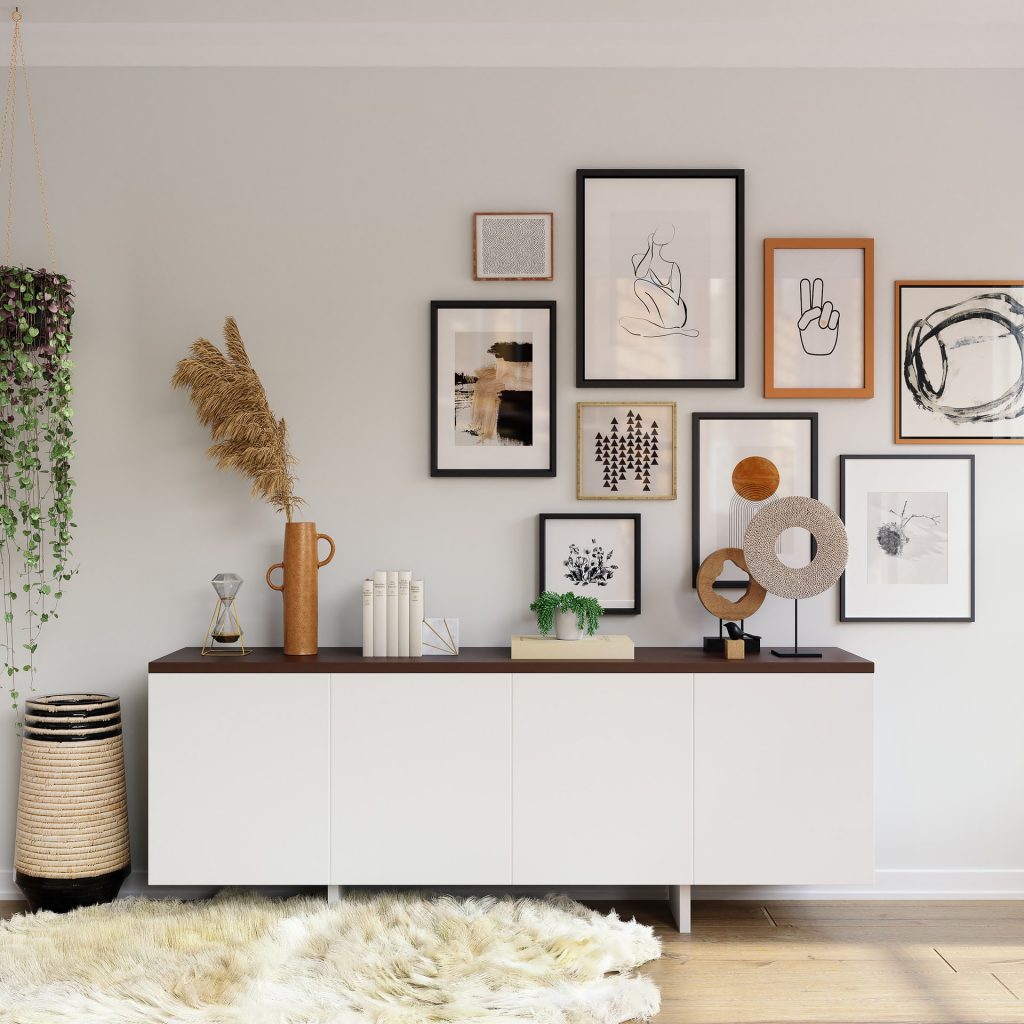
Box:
554;609;585;641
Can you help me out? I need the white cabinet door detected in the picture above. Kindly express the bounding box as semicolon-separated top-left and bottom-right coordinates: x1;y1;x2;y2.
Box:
148;673;330;885
331;673;512;884
693;672;873;884
512;673;693;885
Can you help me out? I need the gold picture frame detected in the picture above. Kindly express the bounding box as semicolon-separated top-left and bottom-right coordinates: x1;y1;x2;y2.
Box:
473;212;554;281
576;402;677;500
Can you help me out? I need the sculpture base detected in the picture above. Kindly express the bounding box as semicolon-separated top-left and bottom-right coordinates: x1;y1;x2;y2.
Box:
771;648;824;659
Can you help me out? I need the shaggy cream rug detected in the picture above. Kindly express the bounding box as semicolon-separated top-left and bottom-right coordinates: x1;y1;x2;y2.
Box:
0;891;661;1024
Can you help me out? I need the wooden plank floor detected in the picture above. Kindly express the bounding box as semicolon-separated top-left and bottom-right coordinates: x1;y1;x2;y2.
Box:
3;898;1024;1022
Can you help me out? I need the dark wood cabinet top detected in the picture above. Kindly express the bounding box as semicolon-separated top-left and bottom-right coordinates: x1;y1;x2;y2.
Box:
149;646;873;674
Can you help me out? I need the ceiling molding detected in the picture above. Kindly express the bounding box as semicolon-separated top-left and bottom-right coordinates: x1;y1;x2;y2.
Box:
17;19;1024;69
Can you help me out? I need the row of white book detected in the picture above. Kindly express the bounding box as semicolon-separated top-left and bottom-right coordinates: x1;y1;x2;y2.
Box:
361;572;424;657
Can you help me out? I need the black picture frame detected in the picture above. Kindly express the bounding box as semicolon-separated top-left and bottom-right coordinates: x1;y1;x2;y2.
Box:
576;168;744;388
691;412;819;587
538;513;641;615
839;454;976;622
430;300;556;477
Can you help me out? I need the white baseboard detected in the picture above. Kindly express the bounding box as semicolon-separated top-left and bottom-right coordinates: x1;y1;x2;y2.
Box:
4;870;1024;903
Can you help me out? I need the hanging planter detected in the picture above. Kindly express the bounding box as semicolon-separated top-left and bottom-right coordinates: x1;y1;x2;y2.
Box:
0;11;76;713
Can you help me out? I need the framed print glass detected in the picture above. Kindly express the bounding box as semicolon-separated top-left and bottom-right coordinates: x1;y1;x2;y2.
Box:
691;413;818;587
431;300;555;477
538;513;640;614
473;212;553;281
764;238;874;398
576;169;744;388
576;402;676;500
840;455;975;621
896;281;1024;443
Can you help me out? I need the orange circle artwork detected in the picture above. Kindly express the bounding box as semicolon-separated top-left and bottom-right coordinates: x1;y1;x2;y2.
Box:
695;547;767;621
731;456;780;502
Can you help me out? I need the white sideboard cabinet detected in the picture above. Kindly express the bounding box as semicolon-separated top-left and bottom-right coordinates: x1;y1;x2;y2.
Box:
149;646;874;931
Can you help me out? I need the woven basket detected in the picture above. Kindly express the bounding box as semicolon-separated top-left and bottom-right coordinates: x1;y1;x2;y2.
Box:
14;694;130;912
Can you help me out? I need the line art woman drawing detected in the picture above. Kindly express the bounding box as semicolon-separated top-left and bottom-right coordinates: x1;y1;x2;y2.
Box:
618;224;699;338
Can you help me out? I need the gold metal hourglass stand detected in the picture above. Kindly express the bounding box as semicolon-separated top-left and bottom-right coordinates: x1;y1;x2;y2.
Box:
201;573;250;656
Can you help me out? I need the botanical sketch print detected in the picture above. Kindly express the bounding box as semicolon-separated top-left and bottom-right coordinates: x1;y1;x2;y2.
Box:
564;539;617;587
903;291;1024;425
797;277;840;356
618;225;698;339
453;332;533;447
866;491;948;585
593;410;661;494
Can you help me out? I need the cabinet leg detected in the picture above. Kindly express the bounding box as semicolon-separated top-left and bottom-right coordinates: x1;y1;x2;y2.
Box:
668;884;691;933
326;884;345;904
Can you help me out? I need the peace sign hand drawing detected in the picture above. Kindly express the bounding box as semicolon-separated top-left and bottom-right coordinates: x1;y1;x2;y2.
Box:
797;277;840;356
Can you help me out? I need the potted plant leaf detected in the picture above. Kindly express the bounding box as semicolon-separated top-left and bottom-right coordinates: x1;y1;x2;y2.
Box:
529;591;603;641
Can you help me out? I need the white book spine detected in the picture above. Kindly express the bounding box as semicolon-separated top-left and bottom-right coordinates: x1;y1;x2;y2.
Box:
409;579;424;657
386;571;399;657
372;571;387;657
361;579;373;657
398;571;412;657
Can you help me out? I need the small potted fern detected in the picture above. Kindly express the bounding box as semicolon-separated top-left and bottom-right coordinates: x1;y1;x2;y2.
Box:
530;591;603;641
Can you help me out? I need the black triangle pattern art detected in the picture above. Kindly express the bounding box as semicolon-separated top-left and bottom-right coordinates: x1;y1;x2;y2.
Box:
593;408;663;494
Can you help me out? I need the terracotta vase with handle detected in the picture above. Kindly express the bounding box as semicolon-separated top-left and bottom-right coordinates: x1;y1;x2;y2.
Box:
266;522;336;655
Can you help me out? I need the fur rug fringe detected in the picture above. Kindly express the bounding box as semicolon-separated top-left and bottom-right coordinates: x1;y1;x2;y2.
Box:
0;891;661;1023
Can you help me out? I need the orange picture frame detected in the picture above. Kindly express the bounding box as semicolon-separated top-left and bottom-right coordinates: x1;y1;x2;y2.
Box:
764;237;874;399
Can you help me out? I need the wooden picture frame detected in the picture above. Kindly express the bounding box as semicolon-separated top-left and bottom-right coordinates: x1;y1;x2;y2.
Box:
576;402;677;500
538;513;641;615
895;280;1024;444
472;212;553;281
691;412;818;588
576;169;744;388
839;454;975;621
764;237;874;399
430;300;556;477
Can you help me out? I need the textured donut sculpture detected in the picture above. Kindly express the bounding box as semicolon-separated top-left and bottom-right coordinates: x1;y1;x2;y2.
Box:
743;496;848;600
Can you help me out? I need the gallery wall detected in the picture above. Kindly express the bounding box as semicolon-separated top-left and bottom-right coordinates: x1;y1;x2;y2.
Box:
0;66;1020;897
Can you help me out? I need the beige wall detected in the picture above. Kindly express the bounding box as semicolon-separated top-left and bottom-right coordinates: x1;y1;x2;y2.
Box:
0;67;1020;895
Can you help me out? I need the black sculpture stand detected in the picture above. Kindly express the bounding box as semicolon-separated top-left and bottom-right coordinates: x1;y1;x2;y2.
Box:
771;599;823;658
704;619;761;654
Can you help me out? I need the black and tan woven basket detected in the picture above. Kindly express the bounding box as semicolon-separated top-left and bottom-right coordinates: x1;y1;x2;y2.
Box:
14;694;130;912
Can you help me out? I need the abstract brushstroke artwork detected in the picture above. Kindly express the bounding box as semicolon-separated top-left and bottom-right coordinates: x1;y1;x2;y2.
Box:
764;239;873;398
539;513;641;614
691;413;817;587
897;282;1024;442
431;301;555;476
473;213;553;281
866;491;947;585
577;170;743;387
577;402;676;500
454;334;533;447
839;455;974;622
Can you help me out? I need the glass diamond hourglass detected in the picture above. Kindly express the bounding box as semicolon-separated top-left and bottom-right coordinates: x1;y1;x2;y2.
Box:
201;573;250;656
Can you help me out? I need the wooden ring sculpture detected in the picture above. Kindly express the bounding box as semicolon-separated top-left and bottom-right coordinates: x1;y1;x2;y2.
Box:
743;496;848;600
696;547;767;620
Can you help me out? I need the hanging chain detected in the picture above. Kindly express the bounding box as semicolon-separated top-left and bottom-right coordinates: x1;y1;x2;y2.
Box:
0;10;56;269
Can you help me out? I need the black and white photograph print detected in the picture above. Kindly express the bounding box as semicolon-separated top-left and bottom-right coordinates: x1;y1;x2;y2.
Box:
577;402;676;500
473;212;553;281
840;455;974;622
431;301;555;476
764;238;874;398
691;413;817;587
866;491;947;585
577;170;743;388
896;281;1024;443
538;513;641;614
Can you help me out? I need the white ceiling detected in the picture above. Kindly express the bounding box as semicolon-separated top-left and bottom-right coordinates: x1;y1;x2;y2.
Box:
13;0;1024;67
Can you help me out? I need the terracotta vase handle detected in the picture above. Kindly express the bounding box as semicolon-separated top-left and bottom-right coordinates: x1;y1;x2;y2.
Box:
266;562;285;592
317;533;336;568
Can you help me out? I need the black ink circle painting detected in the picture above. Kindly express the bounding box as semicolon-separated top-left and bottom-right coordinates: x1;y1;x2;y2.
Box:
896;281;1024;443
577;170;743;388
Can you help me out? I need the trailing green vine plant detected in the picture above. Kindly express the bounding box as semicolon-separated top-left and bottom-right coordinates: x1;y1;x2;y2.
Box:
529;590;604;637
0;266;75;714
